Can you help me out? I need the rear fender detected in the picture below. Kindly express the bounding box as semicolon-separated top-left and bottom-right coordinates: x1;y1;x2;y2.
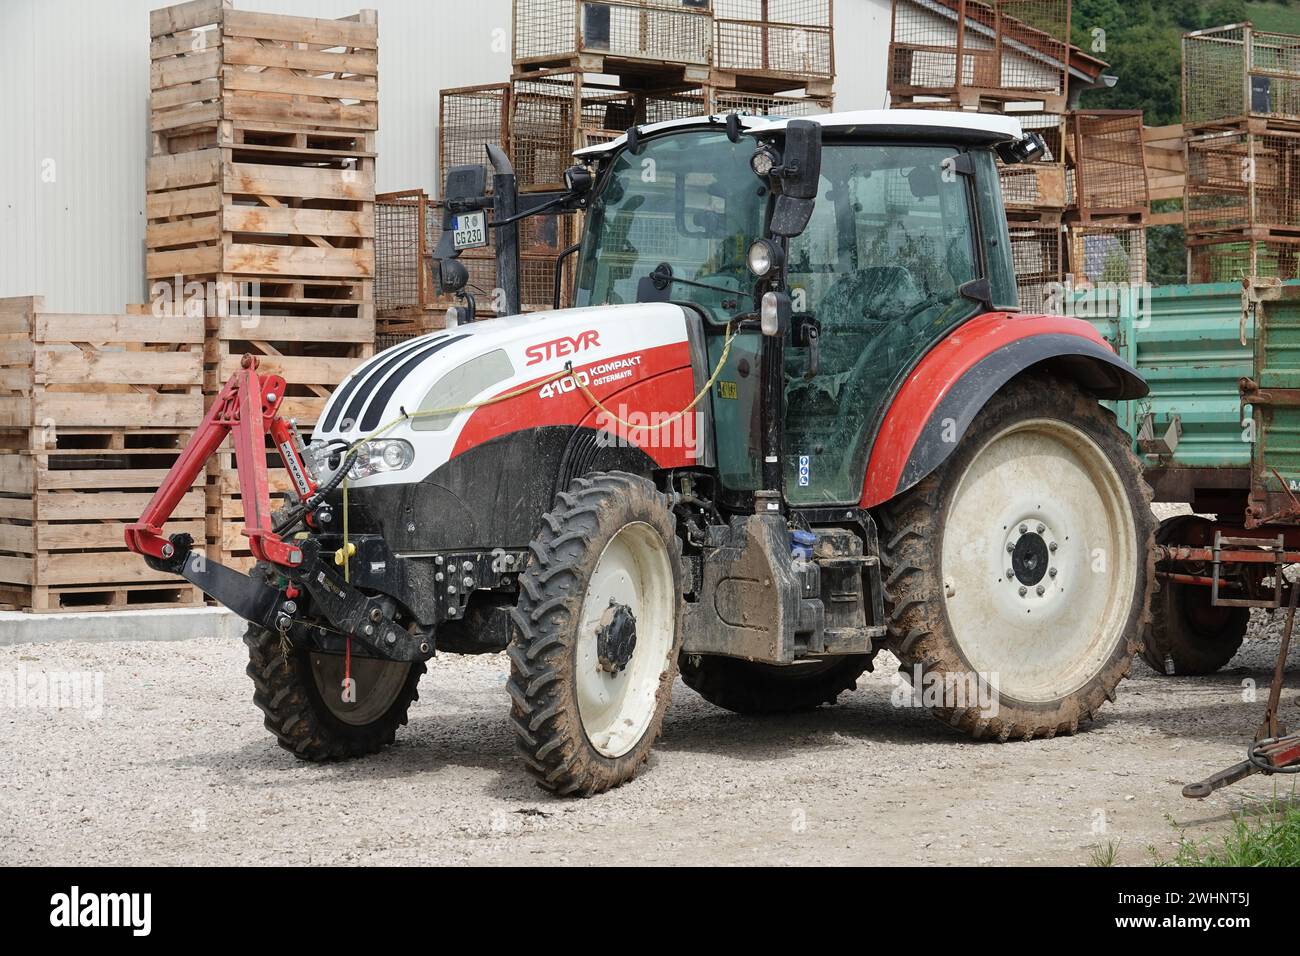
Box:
859;312;1146;508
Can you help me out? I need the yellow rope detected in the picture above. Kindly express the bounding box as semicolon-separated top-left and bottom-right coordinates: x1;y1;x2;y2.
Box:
334;323;736;573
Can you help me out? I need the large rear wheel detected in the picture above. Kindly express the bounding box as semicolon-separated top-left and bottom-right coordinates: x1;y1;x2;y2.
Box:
880;374;1154;740
508;472;683;796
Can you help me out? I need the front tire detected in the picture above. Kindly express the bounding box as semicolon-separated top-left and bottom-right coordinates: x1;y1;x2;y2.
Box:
879;374;1154;740
244;625;424;760
508;472;684;796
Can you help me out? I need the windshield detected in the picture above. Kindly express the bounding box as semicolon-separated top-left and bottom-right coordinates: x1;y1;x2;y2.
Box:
574;129;767;321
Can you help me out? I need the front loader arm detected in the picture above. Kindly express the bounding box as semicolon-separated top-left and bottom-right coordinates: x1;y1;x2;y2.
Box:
125;354;314;569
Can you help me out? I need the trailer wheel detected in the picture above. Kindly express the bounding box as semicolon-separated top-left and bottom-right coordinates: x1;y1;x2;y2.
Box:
508;471;683;796
244;624;423;760
1141;515;1248;675
879;374;1154;740
679;654;875;714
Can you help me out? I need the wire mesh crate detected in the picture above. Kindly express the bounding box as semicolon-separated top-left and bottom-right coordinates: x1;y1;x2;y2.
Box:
439;84;511;186
709;89;833;116
1067;223;1147;286
375;191;428;314
1188;237;1300;282
1186;128;1300;234
1183;23;1300;131
1071;110;1151;219
888;0;1071;111
510;71;637;190
1007;214;1063;311
513;0;714;69
713;0;834;82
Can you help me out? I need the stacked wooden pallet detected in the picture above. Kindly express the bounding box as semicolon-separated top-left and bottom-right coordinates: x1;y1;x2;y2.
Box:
1182;23;1300;283
0;297;206;612
147;0;377;570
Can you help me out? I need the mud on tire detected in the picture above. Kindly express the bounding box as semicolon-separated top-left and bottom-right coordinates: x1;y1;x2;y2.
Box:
879;374;1155;741
508;471;683;796
244;624;424;760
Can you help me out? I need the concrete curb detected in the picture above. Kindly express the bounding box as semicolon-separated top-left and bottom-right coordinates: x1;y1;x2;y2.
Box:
0;607;244;646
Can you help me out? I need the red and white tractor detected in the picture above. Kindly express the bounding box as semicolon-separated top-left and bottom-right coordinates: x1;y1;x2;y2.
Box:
127;110;1154;795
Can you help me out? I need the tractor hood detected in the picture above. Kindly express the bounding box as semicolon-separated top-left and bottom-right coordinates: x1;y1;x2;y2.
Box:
313;302;706;487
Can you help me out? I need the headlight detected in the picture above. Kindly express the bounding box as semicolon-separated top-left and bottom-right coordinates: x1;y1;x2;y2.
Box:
747;239;783;277
347;439;415;480
750;145;780;179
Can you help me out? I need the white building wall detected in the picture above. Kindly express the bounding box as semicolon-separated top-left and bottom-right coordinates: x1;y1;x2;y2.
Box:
0;0;890;312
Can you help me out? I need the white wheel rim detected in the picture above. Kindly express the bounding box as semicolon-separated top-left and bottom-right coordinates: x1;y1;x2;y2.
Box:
939;418;1136;703
575;522;675;758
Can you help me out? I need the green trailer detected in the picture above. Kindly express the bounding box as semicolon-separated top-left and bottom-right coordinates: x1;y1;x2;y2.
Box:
1085;279;1300;675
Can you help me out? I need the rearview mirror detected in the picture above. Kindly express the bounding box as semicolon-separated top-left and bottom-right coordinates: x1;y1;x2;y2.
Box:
769;120;822;238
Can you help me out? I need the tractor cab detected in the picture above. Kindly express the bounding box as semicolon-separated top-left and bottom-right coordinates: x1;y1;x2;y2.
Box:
436;110;1040;509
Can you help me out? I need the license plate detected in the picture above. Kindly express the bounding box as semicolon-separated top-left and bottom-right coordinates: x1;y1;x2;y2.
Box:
452;211;488;250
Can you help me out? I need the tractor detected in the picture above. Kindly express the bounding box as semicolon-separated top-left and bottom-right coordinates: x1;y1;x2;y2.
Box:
127;110;1155;796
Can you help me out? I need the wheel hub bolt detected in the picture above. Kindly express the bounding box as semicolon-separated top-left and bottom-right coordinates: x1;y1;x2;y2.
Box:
1049;542;1058;552
1019;524;1027;534
1018;586;1027;596
1049;567;1057;578
1006;568;1015;579
1006;542;1015;553
1037;524;1045;534
1035;585;1045;596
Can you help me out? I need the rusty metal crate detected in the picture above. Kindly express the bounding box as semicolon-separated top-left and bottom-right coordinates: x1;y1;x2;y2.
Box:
1070;110;1151;220
713;0;833;82
510;70;637;190
888;0;1072;112
1186;127;1300;234
439;83;511;186
513;0;714;70
1007;213;1063;311
1068;223;1147;286
709;88;832;116
1189;237;1300;283
1183;23;1300;131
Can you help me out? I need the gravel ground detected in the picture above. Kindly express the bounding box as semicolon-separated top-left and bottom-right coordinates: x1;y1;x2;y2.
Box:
0;622;1295;866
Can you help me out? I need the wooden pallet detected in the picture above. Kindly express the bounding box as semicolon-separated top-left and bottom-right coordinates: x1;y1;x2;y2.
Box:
0;296;206;611
149;0;378;145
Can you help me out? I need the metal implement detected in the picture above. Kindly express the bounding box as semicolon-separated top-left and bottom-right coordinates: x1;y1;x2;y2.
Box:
1183;577;1300;798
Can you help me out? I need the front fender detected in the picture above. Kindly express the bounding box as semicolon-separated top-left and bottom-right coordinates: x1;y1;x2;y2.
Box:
859;312;1146;508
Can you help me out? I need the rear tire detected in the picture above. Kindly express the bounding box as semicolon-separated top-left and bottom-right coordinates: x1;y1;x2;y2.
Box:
680;654;875;714
244;625;424;760
1141;515;1248;675
879;374;1154;740
508;471;683;796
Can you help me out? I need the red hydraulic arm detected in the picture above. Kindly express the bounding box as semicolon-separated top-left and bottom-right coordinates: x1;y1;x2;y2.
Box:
125;355;317;568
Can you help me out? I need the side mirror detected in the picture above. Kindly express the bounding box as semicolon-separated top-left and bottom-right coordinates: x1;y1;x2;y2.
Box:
443;163;488;210
996;132;1048;165
770;120;822;238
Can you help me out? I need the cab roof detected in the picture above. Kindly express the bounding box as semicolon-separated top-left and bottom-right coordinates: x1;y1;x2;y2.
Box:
574;109;1024;160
